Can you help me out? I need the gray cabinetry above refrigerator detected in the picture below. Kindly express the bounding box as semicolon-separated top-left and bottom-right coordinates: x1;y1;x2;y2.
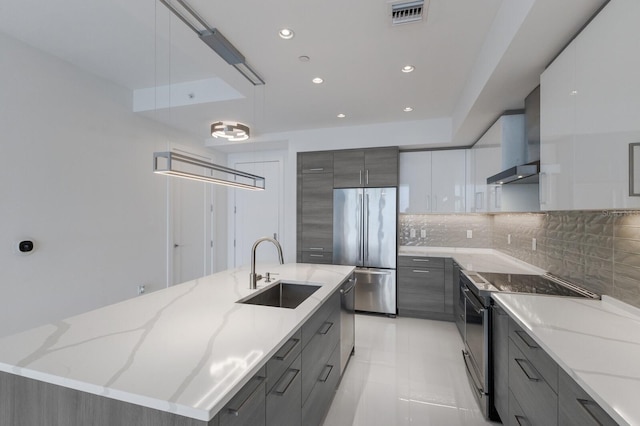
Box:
333;147;398;188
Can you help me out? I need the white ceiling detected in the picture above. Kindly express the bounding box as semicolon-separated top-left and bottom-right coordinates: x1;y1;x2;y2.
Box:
0;0;606;148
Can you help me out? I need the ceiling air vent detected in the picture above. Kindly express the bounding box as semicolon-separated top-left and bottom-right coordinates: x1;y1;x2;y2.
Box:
391;0;425;25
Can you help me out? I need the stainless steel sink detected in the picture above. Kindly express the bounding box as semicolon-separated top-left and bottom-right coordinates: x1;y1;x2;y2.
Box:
238;282;321;309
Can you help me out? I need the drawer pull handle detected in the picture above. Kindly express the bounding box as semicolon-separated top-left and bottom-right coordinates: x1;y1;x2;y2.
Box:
514;330;539;349
309;254;324;258
412;269;430;273
514;358;540;382
308;168;324;171
577;398;607;425
274;338;300;361
308;247;324;251
318;364;334;382
318;321;333;335
227;375;265;417
515;415;531;426
412;258;430;262
273;368;300;396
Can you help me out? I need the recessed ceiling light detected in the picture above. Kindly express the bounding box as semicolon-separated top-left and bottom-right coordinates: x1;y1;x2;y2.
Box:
403;107;413;112
337;113;346;118
402;65;415;73
312;77;324;84
279;28;294;39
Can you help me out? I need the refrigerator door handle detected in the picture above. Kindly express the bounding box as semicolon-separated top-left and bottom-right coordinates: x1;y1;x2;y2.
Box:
365;193;369;261
358;193;363;262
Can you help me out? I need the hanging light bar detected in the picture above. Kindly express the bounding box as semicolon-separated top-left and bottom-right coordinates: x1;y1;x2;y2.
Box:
158;0;265;86
153;151;265;191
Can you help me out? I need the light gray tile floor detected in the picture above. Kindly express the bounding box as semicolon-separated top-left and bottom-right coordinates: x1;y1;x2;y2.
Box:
323;314;499;426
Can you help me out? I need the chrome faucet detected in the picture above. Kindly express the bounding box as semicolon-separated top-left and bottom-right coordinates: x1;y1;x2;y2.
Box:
250;237;284;289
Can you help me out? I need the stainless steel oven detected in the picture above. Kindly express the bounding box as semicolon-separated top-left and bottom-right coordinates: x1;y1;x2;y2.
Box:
460;271;493;419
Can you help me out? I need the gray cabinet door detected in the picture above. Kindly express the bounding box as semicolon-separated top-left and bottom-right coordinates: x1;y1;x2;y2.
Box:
302;307;340;404
302;344;341;426
558;368;617;426
397;266;445;316
333;150;365;188
492;305;509;423
301;151;333;174
300;172;333;252
364;147;398;187
219;369;266;426
266;355;301;426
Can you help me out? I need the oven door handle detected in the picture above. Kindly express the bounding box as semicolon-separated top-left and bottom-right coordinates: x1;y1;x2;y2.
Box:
462;288;485;314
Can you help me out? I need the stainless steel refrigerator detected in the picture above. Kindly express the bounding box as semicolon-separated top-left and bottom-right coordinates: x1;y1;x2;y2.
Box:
333;187;397;315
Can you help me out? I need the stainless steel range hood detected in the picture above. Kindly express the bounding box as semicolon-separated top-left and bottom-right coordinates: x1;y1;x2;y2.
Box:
486;86;541;185
487;161;540;185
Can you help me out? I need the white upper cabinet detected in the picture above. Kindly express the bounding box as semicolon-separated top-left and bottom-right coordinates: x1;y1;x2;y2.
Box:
540;0;640;210
399;150;466;214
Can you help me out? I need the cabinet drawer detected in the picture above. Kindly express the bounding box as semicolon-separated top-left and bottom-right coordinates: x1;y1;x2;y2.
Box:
508;340;557;426
508;389;530;426
300;152;334;173
302;343;341;426
492;305;509;422
266;354;302;426
219;367;266;426
301;306;340;404
509;319;558;393
266;330;301;393
558;368;617;426
301;291;340;348
300;251;333;264
397;256;445;269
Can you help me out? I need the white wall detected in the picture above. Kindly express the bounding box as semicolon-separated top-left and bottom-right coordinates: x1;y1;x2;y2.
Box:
0;33;222;337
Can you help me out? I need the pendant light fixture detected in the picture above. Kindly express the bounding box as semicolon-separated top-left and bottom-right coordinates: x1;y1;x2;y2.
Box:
153;152;265;190
211;121;250;141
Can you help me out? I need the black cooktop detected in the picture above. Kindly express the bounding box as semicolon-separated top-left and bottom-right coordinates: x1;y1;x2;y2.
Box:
476;272;594;298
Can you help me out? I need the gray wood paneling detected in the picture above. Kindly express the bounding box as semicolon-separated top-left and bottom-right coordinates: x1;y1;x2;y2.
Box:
364;147;398;187
492;305;509;422
397;266;445;315
302;307;340;405
558;367;617;426
301;344;340;426
301;152;334;174
266;355;302;426
333;150;365;188
509;318;558;393
397;256;445;269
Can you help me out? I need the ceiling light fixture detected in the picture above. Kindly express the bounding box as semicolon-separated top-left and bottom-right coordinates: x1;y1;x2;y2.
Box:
337;113;346;118
402;65;415;73
211;121;250;141
153;152;265;191
312;77;324;84
403;107;413;112
279;28;294;39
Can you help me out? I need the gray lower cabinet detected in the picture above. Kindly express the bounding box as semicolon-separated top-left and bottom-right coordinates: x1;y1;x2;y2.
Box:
558;368;617;426
452;260;464;338
495;309;615;426
219;368;267;426
266;354;301;426
302;344;341;426
397;256;453;321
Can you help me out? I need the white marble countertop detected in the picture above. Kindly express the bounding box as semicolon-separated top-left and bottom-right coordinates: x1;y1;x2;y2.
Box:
398;246;546;275
0;263;355;421
492;293;640;426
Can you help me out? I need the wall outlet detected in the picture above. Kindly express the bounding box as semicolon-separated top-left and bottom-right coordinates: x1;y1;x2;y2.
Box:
410;229;416;238
466;230;473;239
420;229;426;238
508;234;511;245
532;238;537;251
137;285;146;295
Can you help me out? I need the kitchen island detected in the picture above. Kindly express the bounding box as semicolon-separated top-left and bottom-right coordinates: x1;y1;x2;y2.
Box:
0;263;355;424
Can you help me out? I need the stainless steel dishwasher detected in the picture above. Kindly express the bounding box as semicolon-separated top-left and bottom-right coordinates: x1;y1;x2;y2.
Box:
339;274;356;375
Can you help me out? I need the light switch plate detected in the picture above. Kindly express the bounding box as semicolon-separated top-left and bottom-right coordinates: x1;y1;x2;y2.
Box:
508;234;511;245
410;229;416;238
532;238;537;251
467;230;473;239
420;229;426;238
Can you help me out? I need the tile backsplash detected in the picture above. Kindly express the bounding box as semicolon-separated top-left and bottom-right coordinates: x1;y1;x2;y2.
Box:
399;211;640;307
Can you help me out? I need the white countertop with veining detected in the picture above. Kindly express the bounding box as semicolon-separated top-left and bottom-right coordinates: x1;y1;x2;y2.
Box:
399;246;546;274
492;293;640;426
0;263;355;421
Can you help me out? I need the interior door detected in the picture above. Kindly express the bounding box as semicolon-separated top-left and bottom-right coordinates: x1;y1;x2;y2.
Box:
233;160;282;267
170;147;214;285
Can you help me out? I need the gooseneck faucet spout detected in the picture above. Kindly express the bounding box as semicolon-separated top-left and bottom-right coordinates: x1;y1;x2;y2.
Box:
250;237;284;289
